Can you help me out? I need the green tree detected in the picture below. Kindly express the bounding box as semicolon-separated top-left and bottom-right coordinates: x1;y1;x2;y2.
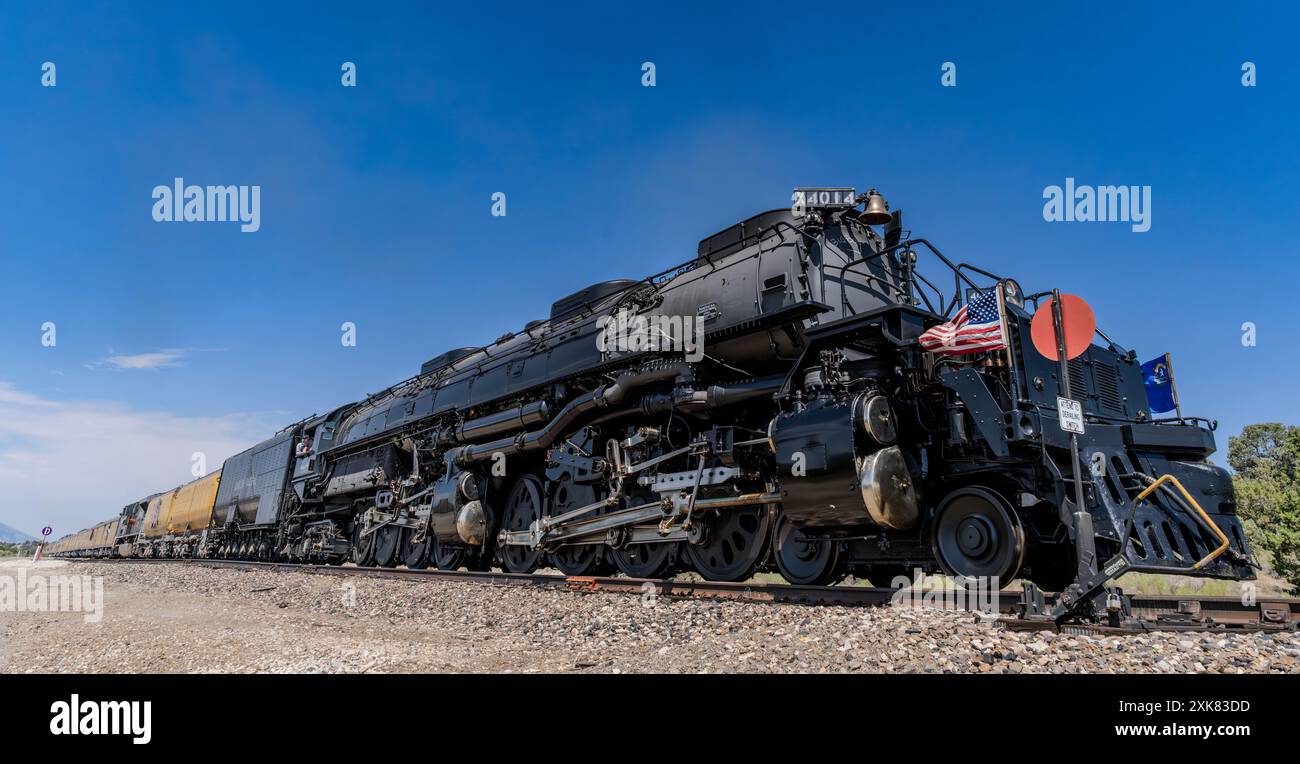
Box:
1228;423;1300;593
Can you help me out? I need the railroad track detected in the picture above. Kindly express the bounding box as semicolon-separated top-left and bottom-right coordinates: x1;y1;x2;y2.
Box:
65;557;1298;633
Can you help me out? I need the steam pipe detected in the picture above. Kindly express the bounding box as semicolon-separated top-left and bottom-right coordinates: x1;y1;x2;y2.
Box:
451;369;783;467
635;375;786;416
453;365;688;466
669;375;785;408
454;399;552;443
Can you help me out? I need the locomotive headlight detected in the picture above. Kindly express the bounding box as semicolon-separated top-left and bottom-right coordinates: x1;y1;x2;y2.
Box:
1000;279;1024;309
458;471;481;501
856;393;898;447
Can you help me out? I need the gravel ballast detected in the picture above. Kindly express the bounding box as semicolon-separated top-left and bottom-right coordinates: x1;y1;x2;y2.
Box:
1;560;1297;674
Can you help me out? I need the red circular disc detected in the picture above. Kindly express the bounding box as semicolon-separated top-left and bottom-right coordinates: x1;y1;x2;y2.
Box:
1030;294;1095;361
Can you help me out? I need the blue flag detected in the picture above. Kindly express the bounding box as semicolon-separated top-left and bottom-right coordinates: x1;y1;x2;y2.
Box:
1141;353;1178;414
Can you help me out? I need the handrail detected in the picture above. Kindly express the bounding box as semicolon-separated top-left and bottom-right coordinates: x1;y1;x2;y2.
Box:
824;237;1002;320
1135;474;1230;570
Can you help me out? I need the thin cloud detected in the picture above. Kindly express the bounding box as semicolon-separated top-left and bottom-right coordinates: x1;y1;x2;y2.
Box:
0;382;269;538
84;347;227;371
109;349;187;369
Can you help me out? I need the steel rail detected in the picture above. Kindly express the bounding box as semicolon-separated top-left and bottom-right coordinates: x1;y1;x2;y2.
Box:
63;557;1298;633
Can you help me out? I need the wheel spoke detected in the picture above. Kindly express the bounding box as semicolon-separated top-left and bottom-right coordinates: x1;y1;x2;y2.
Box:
500;476;545;573
932;487;1024;585
610;541;677;579
431;537;466;570
684;507;773;582
351;518;376;566
772;512;842;585
402;533;430;569
373;526;401;568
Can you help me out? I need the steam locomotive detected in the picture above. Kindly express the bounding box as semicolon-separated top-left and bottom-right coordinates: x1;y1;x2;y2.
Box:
49;188;1256;621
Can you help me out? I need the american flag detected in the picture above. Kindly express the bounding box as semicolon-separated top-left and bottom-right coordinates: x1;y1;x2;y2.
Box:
918;289;1007;355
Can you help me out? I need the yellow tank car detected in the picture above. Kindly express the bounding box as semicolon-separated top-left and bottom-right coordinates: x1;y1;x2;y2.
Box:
87;520;114;555
95;520;110;549
69;527;92;555
105;519;120;555
166;470;221;534
142;490;178;540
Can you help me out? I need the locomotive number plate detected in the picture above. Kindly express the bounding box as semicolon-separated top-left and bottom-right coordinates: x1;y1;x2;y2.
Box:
1057;396;1085;434
793;187;856;209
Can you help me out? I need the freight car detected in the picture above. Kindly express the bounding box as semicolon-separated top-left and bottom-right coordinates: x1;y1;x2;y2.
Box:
51;188;1257;622
47;518;117;558
137;471;221;558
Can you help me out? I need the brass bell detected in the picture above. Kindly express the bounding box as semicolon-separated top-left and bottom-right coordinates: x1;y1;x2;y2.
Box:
859;189;891;225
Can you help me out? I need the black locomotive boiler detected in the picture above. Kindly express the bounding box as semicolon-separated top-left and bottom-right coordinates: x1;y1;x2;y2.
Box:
56;188;1256;622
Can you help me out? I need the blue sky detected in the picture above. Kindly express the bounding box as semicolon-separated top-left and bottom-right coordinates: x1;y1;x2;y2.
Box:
2;2;1297;535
